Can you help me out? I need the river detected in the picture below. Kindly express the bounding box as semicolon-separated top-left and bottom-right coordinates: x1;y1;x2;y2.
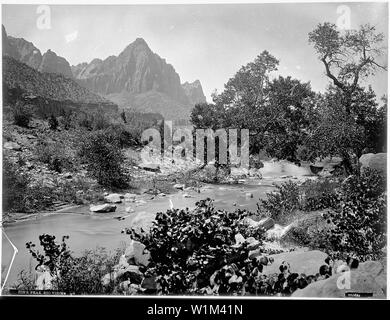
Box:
1;161;314;287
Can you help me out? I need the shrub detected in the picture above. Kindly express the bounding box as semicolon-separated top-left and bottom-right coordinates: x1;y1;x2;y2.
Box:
124;199;267;294
48;114;59;130
2;158;29;212
260;178;342;222
78;129;129;188
2;158;54;213
13;102;32;127
59;110;74;130
300;178;340;211
260;180;301;222
24;234;121;294
323;168;386;261
34;140;73;173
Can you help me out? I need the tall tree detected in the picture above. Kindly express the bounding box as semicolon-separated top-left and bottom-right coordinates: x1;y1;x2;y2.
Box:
309;23;387;113
308;23;387;173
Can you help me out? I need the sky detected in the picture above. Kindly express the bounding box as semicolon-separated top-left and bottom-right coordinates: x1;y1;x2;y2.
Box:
2;2;388;101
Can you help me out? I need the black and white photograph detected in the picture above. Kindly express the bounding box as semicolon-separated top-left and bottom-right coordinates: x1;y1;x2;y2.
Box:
0;0;388;302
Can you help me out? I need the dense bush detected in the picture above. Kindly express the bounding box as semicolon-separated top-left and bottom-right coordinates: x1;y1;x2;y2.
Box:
323;168;386;261
78;129;129;188
34;140;74;173
300;179;340;211
260;178;341;222
13;102;32;127
124;199;268;294
24;234;121;294
48;114;59;130
2;159;54;213
260;180;301;222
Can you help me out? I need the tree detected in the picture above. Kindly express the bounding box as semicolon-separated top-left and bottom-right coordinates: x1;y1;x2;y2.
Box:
78;129;128;188
191;53;314;162
13;101;31;127
308;23;387;173
309;23;387;113
48;114;59;130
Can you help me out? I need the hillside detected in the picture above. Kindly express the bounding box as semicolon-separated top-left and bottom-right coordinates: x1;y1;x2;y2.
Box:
3;24;206;120
3;56;117;111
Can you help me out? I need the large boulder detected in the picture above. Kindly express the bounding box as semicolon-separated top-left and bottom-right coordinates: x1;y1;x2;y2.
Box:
358;260;386;292
261;250;328;276
292;270;385;298
104;193;122;203
124;240;151;267
124;193;137;202
359;153;386;177
139;163;161;172
89;203;117;213
116;265;143;284
243;217;275;231
4;141;21;151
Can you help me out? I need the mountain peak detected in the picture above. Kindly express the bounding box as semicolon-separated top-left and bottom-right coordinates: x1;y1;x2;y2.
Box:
134;37;147;45
182;80;207;105
39;48;73;78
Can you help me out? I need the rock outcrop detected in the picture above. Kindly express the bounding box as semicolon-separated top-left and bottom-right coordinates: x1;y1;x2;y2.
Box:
74;38;188;102
292;270;385;298
182;80;207;105
3;25;73;78
38;49;73;78
72;38;204;119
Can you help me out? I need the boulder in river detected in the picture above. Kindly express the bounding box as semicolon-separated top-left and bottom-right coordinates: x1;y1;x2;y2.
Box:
124;193;137;202
90;203;117;213
104;193;122;203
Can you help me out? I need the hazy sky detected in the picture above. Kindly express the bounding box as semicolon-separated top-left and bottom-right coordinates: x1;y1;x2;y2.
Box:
2;2;388;101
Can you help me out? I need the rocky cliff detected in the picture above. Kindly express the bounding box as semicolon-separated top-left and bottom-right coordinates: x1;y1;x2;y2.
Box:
3;25;73;79
72;38;205;119
3;25;207;120
38;49;73;78
182;80;207;105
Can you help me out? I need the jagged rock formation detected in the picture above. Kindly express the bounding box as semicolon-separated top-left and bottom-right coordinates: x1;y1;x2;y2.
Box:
72;38;204;119
3;25;73;79
38;49;73;78
73;38;188;102
3;55;116;110
182;80;207;105
3;24;207;119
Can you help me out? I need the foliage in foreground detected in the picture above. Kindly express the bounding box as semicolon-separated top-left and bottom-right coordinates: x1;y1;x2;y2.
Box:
22;234;121;294
125;199;265;294
124;198;314;295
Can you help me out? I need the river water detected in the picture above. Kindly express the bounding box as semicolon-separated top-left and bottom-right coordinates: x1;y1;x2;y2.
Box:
1;161;314;287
